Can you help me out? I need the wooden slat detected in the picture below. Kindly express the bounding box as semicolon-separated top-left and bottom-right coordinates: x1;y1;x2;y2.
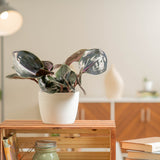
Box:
21;152;110;160
0;129;6;160
0;129;3;160
12;129;110;134
0;120;116;129
0;120;116;160
59;152;110;160
111;128;116;160
17;136;110;148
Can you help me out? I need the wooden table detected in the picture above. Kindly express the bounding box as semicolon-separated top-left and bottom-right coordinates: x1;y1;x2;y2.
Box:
0;120;116;160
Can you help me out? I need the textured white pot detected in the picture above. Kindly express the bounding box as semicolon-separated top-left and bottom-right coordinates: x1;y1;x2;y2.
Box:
39;91;79;124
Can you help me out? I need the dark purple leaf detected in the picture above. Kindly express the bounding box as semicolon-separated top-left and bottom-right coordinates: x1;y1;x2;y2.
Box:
7;73;38;83
42;61;53;71
65;49;87;66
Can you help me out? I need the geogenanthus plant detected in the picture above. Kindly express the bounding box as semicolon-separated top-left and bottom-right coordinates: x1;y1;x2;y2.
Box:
7;49;107;94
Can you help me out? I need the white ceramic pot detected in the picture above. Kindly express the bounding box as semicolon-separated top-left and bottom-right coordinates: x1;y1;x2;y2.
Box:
39;91;79;124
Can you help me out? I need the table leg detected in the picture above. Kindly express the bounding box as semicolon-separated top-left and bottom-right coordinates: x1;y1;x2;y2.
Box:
0;128;4;160
110;128;116;160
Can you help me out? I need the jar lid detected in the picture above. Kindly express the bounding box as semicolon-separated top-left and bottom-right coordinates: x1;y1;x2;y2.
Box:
35;140;57;149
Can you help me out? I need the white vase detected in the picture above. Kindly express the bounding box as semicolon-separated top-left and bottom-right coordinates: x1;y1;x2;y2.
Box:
105;65;124;100
38;91;79;124
144;81;153;91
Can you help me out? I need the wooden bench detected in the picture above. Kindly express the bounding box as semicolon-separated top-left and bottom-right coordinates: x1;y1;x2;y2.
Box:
0;120;116;160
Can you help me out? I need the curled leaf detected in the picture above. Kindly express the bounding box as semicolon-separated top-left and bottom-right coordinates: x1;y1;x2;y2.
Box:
13;50;44;78
12;50;54;78
65;49;87;66
79;49;107;75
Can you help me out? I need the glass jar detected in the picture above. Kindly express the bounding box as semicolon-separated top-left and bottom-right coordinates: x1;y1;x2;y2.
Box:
32;140;59;160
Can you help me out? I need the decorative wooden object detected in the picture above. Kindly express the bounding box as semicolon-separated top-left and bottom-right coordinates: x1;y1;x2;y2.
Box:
0;120;116;160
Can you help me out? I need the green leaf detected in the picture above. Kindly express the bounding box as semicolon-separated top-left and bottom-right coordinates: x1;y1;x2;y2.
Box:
38;75;68;93
55;65;78;92
56;64;71;81
38;76;59;93
67;71;77;85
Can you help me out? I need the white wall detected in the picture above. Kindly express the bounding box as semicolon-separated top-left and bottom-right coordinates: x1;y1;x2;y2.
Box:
2;0;160;120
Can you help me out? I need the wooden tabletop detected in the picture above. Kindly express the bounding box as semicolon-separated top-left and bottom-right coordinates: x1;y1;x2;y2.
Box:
0;120;116;129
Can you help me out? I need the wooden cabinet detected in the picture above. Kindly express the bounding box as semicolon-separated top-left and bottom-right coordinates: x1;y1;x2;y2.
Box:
115;103;160;141
78;101;160;142
115;103;145;141
78;103;110;120
145;103;160;137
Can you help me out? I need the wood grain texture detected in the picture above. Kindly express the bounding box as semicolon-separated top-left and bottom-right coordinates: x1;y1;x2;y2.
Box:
78;103;110;120
11;129;111;135
116;103;160;142
115;103;145;141
0;120;116;160
9;129;110;135
17;136;110;148
145;103;160;137
21;152;110;160
0;120;115;129
111;128;116;160
0;129;5;160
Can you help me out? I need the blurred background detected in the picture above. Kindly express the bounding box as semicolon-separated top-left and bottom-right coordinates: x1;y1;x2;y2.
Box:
1;0;160;120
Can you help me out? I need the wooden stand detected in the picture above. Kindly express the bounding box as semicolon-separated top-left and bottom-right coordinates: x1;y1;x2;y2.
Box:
0;120;116;160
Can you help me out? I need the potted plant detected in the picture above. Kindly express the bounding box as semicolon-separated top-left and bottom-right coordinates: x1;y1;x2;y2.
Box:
7;49;107;124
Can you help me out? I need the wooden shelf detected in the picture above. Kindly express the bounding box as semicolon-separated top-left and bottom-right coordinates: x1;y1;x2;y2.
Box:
0;120;116;160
